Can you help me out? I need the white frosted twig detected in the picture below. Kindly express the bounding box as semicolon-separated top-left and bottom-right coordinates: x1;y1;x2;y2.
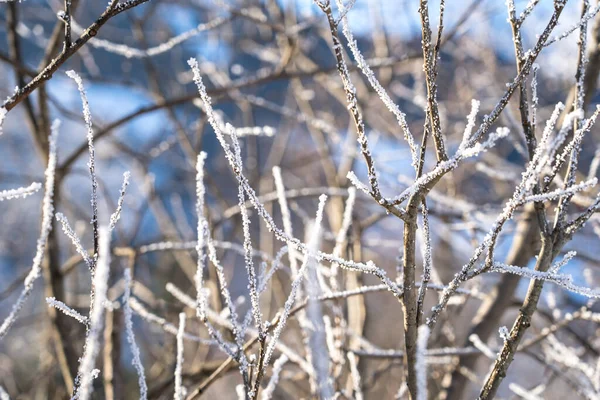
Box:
531;64;539;130
165;282;309;372
304;196;334;399
522;178;597;204
195;152;208;320
206;107;276;138
346;171;372;196
206;237;245;350
459;99;480;149
335;0;418;167
123;269;147;400
335;0;357;24
535;102;565;174
165;283;240;360
508;383;543;400
129;297;214;344
234;135;263;336
0;182;41;201
72;17;228;59
261;355;288;400
242;94;339;138
56;213;93;269
174;313;186;400
517;0;541;23
548;251;576;274
330;186;356;291
188;58;402;299
77;227;111;400
272;167;299;278
417;202;433;318
0;106;6;135
0;120;58;339
109;171;130;231
263;195;328;371
66;70;99;258
46;297;88;324
587;149;600;181
544;3;600;47
547;109;583;164
428;104;584;327
416;326;430;400
490;262;600;298
391;127;509;206
468;334;496;360
347;352;363;400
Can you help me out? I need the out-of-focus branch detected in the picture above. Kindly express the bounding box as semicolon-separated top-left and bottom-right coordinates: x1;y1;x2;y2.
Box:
2;0;153;113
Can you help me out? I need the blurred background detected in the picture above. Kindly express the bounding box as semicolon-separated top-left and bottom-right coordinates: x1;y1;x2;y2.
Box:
1;0;599;398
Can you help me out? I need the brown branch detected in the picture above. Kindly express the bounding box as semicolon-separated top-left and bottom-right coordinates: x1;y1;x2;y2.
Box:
478;237;555;398
2;0;154;112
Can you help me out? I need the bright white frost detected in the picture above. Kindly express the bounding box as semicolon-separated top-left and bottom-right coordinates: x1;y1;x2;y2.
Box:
174;313;186;400
195;152;208;320
188;57;402;300
76;226;111;400
0;107;6;135
123;269;148;400
260;354;288;400
0;120;58;339
66;70;99;251
416;325;430;400
0;182;41;201
46;297;88;324
109;171;131;231
56;212;93;269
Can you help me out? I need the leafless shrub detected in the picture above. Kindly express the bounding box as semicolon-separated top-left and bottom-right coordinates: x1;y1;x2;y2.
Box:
1;0;600;399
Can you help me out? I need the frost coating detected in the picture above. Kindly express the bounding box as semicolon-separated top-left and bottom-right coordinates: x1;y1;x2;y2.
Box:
174;313;186;400
77;227;111;400
0;107;6;135
0;120;59;339
123;269;148;400
0;182;41;201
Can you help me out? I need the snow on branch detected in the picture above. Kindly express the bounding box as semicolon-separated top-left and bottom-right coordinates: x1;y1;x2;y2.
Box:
129;296;215;345
76;227;111;400
335;0;418;168
195;152;208;321
109;171;130;231
0;182;41;201
188;57;403;299
66;70;99;258
123;269;147;400
261;355;288;400
490;262;600;299
544;2;600;47
0;107;6;135
56;212;93;269
416;326;430;400
263;194;328;372
0;120;59;339
46;297;88;325
71;17;229;59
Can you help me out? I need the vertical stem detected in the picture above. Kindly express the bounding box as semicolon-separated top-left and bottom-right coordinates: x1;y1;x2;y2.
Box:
479;237;554;399
402;195;420;400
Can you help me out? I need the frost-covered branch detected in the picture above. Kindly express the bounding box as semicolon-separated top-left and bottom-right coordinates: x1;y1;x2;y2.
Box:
76;227;111;400
0;182;41;201
0;120;58;339
123;269;147;400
